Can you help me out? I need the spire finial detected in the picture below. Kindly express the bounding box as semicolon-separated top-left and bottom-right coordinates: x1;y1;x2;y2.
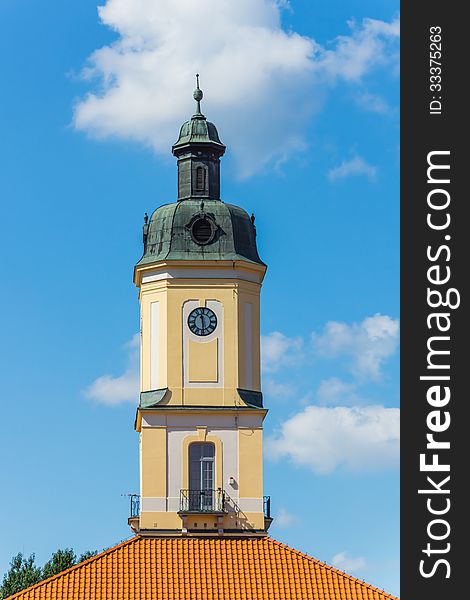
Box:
193;73;204;117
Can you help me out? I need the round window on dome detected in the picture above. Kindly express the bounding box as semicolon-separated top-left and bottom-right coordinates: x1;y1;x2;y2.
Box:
191;217;215;245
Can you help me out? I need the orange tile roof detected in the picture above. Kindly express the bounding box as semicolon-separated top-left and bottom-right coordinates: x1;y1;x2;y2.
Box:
6;536;398;600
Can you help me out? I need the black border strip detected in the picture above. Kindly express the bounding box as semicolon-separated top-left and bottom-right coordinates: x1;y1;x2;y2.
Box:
401;4;465;598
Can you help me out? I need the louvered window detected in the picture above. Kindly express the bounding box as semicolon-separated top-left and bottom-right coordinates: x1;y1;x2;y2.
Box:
192;218;212;244
196;166;205;191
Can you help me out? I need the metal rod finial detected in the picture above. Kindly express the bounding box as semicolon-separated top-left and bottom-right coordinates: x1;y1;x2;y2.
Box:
193;73;203;115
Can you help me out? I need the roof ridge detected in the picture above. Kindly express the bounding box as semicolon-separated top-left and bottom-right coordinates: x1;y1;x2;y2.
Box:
266;537;398;599
7;535;141;599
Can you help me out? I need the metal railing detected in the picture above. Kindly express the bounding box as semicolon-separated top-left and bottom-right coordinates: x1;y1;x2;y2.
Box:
130;491;270;519
129;494;140;518
263;496;271;519
179;489;226;513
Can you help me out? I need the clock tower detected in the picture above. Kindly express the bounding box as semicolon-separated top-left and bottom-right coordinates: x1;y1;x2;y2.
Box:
130;78;270;537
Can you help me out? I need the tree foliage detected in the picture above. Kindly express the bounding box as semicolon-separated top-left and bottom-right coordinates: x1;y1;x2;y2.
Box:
0;548;98;599
0;554;42;599
78;550;98;563
42;549;76;581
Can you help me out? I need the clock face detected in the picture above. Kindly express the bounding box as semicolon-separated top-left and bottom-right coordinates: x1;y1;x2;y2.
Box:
188;307;218;336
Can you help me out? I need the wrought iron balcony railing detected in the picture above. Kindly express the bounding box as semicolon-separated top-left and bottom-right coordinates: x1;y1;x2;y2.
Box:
130;491;271;520
179;489;226;513
263;495;271;519
129;494;140;518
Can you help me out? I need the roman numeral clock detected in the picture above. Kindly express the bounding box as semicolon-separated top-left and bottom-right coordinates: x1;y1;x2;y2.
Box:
188;307;218;336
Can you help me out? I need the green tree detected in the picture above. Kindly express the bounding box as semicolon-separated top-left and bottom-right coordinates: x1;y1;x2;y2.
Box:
0;547;98;598
0;553;42;599
42;549;76;580
78;550;97;563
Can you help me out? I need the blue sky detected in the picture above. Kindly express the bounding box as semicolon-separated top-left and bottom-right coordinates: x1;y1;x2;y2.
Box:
0;0;399;595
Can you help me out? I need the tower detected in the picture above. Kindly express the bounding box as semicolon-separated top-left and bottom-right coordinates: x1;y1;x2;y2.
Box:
130;78;270;537
7;79;397;600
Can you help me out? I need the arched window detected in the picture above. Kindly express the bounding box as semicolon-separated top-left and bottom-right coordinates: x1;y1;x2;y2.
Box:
189;442;215;510
195;166;205;191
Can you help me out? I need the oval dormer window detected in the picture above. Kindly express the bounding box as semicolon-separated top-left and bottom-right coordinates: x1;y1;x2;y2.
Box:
191;217;214;245
195;166;205;191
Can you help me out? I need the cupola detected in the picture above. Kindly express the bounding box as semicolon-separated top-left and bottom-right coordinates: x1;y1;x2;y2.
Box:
172;75;226;201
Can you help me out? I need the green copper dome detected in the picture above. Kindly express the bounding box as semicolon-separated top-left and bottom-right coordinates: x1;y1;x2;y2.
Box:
172;76;225;154
172;117;225;152
136;78;264;268
136;199;264;266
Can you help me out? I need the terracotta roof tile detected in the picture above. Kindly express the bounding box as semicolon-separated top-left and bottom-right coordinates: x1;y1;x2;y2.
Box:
6;536;398;600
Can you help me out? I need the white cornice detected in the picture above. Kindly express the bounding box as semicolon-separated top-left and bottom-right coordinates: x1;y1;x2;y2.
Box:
134;260;266;287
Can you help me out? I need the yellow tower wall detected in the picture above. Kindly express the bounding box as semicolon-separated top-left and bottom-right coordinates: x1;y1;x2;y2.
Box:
188;338;218;382
140;427;167;498
137;262;264;405
134;261;268;535
238;428;263;499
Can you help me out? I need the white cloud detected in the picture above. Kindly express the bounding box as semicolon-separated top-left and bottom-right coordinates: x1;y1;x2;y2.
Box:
265;404;399;474
332;551;366;573
319;17;400;82
263;377;295;399
328;156;377;182
73;1;399;177
275;507;299;528
355;91;390;114
84;334;139;405
261;331;303;373
316;378;359;405
312;314;399;380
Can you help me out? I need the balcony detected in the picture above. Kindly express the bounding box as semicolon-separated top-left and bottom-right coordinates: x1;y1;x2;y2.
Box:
127;492;272;530
129;494;140;517
179;489;226;514
127;494;140;534
263;495;271;519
